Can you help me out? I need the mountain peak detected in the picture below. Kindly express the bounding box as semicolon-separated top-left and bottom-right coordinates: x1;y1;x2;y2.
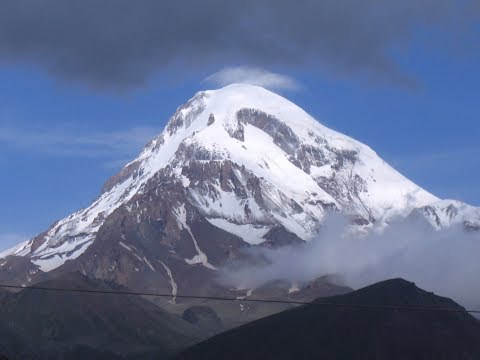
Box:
163;82;322;140
0;85;476;296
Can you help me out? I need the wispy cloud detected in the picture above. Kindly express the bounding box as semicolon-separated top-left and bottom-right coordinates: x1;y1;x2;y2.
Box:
384;146;480;204
390;147;480;170
204;66;301;92
220;214;480;309
0;125;160;160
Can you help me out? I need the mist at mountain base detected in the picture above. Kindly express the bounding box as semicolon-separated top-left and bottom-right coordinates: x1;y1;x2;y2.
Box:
219;213;480;309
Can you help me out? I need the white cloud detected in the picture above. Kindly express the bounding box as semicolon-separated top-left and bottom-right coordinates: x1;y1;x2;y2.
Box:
390;147;480;171
204;66;301;92
219;213;480;310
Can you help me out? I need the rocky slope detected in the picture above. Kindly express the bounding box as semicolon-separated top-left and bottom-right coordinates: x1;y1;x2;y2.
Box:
1;84;478;300
0;272;202;359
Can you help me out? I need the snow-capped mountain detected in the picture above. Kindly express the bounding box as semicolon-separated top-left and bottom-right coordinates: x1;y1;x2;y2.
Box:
1;84;478;296
409;199;480;230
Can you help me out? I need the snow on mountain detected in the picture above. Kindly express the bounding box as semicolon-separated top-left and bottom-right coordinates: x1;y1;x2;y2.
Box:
0;84;477;278
410;199;480;230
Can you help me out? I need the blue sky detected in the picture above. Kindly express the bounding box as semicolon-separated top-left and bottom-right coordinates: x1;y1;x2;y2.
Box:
0;2;479;250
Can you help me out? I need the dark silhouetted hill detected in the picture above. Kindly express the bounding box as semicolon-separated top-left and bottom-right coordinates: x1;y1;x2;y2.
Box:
178;278;480;360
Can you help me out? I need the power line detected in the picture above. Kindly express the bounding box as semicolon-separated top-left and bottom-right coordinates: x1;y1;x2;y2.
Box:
1;283;479;314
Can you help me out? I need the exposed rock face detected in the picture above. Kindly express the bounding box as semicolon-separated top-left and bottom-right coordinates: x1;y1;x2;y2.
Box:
1;84;479;303
408;200;480;230
182;306;224;336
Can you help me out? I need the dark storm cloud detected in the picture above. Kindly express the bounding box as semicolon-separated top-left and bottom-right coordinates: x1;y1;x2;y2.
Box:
0;0;478;89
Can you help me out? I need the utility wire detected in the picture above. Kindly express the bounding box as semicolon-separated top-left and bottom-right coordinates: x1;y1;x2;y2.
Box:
1;283;479;314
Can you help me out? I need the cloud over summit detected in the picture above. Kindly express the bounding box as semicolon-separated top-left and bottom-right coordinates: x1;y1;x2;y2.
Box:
204;67;300;92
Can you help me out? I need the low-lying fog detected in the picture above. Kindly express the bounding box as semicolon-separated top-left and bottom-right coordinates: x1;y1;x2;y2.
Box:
219;214;480;310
